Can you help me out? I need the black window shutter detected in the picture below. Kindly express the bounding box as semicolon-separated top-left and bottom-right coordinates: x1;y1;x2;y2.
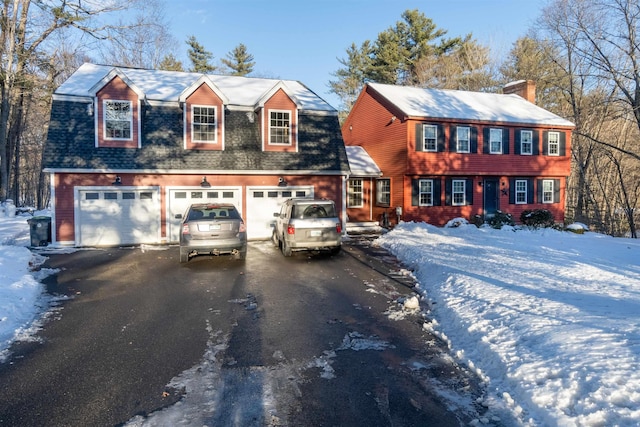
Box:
465;179;473;205
537;179;543;202
509;178;516;204
483;128;490;154
554;179;561;203
533;131;540;155
514;130;521;155
542;131;549;155
445;178;452;206
437;124;445;152
559;132;566;156
470;127;478;153
434;179;442;206
415;123;423;152
502;128;510;154
411;179;419;206
450;125;457;153
527;179;534;203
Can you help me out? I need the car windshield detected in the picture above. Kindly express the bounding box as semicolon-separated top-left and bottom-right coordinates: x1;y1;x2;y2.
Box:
188;206;241;221
293;204;335;219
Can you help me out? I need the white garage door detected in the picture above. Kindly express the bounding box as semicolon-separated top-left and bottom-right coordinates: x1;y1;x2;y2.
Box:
166;187;242;243
246;186;313;240
76;187;160;246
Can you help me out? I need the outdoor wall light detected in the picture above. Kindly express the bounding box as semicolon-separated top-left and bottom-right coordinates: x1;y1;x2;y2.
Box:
112;176;122;185
278;177;287;187
87;103;94;116
200;176;211;188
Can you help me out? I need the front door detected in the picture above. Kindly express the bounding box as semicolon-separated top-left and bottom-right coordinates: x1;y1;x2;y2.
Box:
483;179;499;220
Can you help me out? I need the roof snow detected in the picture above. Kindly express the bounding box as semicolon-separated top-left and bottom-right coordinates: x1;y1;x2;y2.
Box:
55;63;336;112
367;82;574;127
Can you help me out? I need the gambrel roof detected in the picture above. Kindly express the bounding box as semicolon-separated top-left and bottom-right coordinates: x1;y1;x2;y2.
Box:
44;64;349;174
366;82;575;128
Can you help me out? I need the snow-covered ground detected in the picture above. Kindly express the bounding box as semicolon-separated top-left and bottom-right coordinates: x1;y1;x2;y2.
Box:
1;210;639;426
377;221;640;426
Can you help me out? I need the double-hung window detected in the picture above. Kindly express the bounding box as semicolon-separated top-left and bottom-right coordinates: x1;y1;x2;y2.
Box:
423;124;437;151
547;131;560;156
419;179;434;206
104;100;132;140
542;179;554;203
520;130;533;155
377;178;391;206
456;126;470;153
192;106;217;142
269;110;291;145
452;179;466;206
489;128;503;154
515;179;528;204
348;179;363;208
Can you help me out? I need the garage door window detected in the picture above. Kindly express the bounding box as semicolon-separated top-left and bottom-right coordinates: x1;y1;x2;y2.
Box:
296;191;306;197
191;191;203;199
268;191;278;197
140;192;153;200
253;191;264;198
223;191;234;198
207;191;218;198
104;192;118;200
175;192;187;199
123;192;135;200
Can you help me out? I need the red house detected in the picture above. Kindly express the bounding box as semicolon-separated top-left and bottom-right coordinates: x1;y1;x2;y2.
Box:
342;81;575;227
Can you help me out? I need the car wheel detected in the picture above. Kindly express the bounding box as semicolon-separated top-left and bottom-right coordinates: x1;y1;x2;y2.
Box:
271;229;279;247
282;239;292;257
179;248;188;263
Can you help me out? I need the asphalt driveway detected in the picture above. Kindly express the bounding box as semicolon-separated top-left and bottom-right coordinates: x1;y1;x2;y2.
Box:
0;239;487;426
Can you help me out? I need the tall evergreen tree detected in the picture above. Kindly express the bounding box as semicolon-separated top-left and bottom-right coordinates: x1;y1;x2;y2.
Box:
221;43;255;76
158;54;184;72
186;36;216;73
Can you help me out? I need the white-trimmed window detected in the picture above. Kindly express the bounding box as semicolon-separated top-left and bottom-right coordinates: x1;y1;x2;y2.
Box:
489;128;502;154
542;179;554;203
104;100;132;140
377;178;391;206
547;131;560;156
452;179;466;206
423;124;437;151
515;179;528;204
192;105;217;142
419;179;434;206
269;110;291;145
348;178;363;208
457;126;470;153
520;130;533;155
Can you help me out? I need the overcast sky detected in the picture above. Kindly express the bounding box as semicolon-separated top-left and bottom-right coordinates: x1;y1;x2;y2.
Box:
163;0;548;108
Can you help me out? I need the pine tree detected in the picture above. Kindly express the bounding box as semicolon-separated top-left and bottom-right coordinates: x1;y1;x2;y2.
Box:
221;43;255;76
186;36;216;73
158;54;184;72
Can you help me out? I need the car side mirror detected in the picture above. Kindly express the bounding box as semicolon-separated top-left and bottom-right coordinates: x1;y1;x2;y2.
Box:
175;214;183;219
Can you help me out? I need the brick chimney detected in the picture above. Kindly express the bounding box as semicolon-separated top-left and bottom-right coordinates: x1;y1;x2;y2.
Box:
503;80;536;103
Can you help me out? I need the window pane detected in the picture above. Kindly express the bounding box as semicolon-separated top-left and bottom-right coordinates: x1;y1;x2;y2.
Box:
192;106;216;142
269;111;291;144
104;101;132;139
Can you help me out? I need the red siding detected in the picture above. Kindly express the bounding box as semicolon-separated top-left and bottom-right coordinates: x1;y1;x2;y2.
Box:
185;83;225;150
96;76;139;148
262;89;298;152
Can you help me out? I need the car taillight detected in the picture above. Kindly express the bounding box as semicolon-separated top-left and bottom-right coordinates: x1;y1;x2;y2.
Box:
287;225;295;235
336;223;342;233
239;222;246;233
182;224;190;234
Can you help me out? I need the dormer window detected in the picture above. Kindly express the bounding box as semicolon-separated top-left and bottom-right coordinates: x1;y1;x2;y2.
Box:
192;105;217;142
269;110;291;145
104;100;132;140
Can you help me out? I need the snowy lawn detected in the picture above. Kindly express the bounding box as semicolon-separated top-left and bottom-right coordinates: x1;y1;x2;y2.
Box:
377;221;640;426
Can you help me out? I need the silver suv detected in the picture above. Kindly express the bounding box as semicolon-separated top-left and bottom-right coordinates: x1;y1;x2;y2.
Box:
178;203;247;263
272;198;342;256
